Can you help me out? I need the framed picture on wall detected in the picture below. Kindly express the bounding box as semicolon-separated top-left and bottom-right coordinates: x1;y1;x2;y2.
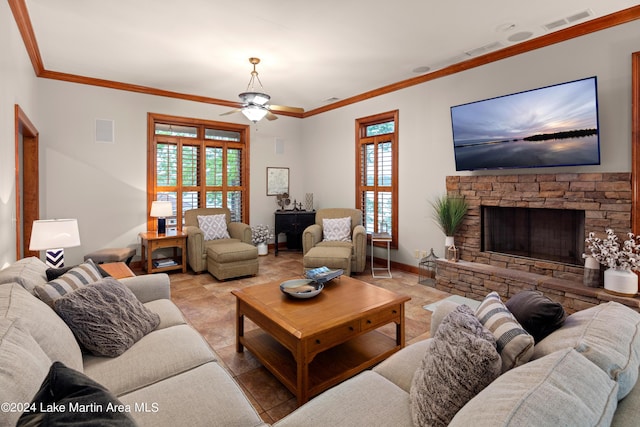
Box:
267;167;289;195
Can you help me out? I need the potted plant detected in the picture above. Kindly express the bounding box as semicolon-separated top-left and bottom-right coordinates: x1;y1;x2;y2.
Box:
431;194;468;256
251;224;274;256
585;229;640;296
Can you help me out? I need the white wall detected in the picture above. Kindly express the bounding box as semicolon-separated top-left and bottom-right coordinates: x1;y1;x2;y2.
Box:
301;20;638;267
2;4;639;269
32;80;303;264
0;0;39;268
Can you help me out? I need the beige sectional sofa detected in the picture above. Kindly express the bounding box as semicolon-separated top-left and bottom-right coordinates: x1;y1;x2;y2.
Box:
0;257;266;427
3;256;640;426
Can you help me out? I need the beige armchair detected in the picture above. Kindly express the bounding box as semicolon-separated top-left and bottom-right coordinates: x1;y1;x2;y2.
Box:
184;208;257;279
302;208;367;275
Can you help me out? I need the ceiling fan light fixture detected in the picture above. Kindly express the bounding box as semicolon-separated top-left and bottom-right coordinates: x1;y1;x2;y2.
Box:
241;104;269;123
239;91;271;106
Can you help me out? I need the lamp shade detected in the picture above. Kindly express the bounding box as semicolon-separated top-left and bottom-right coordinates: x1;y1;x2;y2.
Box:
29;219;81;251
150;201;173;217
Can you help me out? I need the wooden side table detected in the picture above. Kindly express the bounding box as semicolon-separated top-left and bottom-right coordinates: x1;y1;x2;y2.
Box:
139;230;187;274
99;262;136;279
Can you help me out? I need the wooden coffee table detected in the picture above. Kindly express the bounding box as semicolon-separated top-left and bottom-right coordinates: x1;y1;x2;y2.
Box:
231;276;410;405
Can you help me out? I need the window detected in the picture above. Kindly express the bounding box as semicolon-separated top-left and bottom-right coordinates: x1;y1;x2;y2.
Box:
147;113;250;230
355;110;398;247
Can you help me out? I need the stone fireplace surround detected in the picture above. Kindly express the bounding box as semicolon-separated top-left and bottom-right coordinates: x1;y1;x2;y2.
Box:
434;172;640;313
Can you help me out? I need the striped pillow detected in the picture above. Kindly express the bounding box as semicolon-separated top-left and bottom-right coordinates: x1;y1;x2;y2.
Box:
475;291;534;373
34;259;103;307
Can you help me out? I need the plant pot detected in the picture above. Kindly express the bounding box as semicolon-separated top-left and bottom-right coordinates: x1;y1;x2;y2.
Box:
604;268;638;297
444;236;454;259
257;242;268;256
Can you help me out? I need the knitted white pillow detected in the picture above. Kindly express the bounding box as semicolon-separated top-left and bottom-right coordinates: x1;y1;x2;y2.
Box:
197;214;230;240
322;217;351;242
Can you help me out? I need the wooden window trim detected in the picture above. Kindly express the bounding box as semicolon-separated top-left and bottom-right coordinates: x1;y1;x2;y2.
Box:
355;110;399;248
147;113;250;230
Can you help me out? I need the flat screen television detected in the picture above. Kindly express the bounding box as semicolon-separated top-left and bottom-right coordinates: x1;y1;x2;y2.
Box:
450;76;600;171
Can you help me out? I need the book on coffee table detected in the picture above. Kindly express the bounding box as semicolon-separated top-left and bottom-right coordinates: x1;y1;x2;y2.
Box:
305;266;343;284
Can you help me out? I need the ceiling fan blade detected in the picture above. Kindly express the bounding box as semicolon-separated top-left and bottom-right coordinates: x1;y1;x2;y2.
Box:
220;108;242;116
266;111;279;121
269;104;304;114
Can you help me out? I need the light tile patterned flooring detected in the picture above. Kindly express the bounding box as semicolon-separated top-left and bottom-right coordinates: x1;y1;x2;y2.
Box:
149;251;450;423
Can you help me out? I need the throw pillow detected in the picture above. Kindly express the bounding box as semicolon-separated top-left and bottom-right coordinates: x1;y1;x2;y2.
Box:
46;262;110;281
505;290;566;343
475;291;535;372
197;214;230;240
34;259;103;307
322;217;351;242
17;361;136;426
410;304;501;427
54;277;160;357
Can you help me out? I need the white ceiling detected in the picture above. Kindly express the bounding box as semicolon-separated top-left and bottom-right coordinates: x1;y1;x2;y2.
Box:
24;0;640;113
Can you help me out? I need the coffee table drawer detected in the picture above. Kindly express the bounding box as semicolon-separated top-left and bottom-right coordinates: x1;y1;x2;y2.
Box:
309;320;360;353
361;305;402;331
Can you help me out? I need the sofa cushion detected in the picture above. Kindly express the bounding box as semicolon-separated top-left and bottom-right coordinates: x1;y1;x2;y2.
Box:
46;263;110;281
120;362;266;427
373;338;430;393
34;259;103;307
0;319;51;427
198;214;230;240
83;324;216;396
273;370;412;427
0;256;48;294
449;348;619;427
322;217;352;242
505;290;566;343
54;278;160;357
410;304;501;427
144;299;186;330
0;283;83;371
533;301;640;400
475;291;534;372
17;362;136;427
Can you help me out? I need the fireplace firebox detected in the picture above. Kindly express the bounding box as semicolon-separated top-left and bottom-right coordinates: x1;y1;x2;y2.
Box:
482;206;585;266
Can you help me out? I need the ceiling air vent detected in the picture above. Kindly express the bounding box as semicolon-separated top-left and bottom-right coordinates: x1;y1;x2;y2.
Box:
464;41;503;57
544;9;593;31
567;9;593;23
544;19;568;31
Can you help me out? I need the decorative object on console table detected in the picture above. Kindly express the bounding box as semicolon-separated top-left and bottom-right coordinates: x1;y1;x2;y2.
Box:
29;219;81;268
431;194;468;257
150;201;173;234
305;193;314;211
585;228;640;296
274;210;316;255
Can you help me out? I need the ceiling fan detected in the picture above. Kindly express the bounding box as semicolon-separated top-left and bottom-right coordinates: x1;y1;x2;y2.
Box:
221;57;304;123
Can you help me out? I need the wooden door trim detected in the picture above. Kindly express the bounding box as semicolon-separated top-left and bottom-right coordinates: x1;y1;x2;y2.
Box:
632;52;640;235
15;105;39;259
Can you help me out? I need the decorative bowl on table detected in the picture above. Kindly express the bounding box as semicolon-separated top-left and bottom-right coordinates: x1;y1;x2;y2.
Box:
280;279;324;299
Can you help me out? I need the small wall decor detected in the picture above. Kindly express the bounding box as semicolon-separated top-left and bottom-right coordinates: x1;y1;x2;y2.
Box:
267;167;289;196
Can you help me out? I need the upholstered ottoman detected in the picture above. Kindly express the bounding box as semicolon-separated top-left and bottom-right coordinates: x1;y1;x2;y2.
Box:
303;246;352;276
84;247;136;264
206;242;259;280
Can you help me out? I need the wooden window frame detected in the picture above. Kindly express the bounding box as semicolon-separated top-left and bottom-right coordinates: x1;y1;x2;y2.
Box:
355;110;399;248
147;113;250;231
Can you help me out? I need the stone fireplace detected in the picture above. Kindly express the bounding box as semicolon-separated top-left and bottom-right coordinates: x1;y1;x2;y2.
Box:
434;173;638;314
447;172;632;281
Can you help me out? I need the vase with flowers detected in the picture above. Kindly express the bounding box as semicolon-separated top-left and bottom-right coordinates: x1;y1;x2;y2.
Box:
585;229;640;296
251;224;274;256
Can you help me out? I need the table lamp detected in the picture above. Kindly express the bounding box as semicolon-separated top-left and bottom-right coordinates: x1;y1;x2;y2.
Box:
150;201;173;234
29;219;81;267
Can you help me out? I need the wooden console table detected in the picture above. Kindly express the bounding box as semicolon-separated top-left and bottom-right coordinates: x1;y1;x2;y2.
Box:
232;276;410;405
274;210;316;255
139;230;187;274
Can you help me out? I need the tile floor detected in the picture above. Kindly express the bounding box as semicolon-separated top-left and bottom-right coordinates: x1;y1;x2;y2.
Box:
148;251;450;423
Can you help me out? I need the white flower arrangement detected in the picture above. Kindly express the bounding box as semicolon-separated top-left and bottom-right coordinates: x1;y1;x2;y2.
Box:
585;229;640;271
251;224;273;245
